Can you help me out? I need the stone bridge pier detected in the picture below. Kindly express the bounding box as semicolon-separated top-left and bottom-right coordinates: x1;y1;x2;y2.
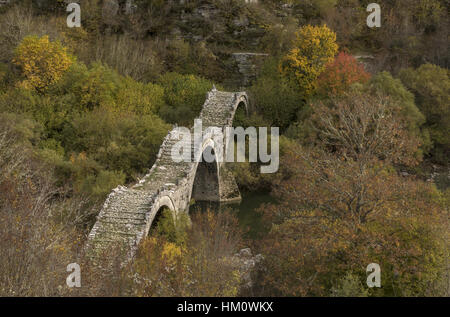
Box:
86;88;248;261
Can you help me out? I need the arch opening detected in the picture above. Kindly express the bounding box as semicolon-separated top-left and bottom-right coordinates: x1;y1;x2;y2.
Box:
148;205;174;238
232;101;248;128
192;145;220;202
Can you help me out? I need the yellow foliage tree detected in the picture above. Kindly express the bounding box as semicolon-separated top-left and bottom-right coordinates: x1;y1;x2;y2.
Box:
13;35;73;91
280;24;338;95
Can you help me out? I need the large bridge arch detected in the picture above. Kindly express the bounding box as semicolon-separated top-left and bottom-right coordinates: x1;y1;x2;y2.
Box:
87;88;249;262
190;138;221;203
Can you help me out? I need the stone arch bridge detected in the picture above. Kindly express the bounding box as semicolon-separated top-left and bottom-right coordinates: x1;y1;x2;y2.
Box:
87;88;248;260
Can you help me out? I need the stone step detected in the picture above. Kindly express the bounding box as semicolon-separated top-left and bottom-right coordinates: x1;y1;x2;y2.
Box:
99;217;147;226
95;220;144;232
102;210;147;218
94;229;138;239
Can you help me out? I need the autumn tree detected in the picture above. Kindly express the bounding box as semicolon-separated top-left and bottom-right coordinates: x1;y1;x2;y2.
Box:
13;35;73;91
279;92;422;227
317;52;370;96
280;24;338;95
312;91;421;168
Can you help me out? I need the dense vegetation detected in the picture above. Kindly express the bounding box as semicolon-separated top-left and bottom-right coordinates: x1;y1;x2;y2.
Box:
0;0;448;296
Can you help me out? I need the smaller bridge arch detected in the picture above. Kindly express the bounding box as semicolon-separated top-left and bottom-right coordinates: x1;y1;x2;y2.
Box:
143;195;176;237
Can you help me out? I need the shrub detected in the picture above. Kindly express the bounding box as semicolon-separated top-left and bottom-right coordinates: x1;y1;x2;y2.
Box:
0;86;42;114
61;108;170;183
115;77;165;115
75;62;121;111
0;62;8;90
0;5;64;62
330;273;369;297
0;118;86;296
50;62;166;115
413;0;445;33
157;72;214;126
92;35;164;82
129;210;243;297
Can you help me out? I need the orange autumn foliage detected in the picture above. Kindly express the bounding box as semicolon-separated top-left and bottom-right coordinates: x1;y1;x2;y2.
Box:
317;52;370;96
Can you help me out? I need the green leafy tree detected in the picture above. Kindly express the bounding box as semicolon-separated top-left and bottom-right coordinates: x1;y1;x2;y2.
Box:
157;72;214;126
369;71;430;157
399;64;450;163
250;57;304;130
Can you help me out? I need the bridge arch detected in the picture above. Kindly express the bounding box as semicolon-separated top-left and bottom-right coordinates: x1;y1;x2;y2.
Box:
235;94;249;112
190;138;221;203
143;195;176;237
